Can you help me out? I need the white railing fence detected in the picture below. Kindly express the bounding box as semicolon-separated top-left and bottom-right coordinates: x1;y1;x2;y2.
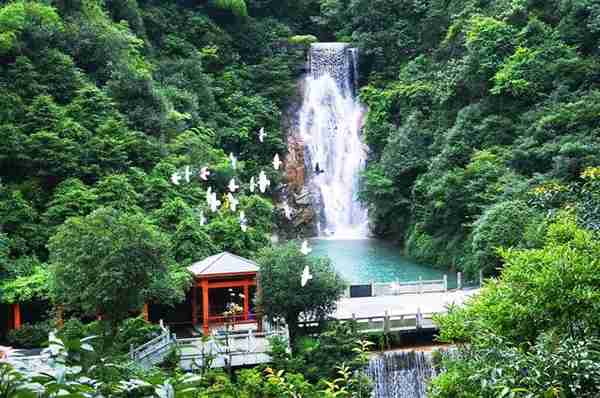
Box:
129;320;176;368
298;309;435;334
344;272;483;298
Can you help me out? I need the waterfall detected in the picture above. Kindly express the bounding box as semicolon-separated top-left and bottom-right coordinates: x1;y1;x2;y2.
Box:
367;351;438;398
299;43;368;238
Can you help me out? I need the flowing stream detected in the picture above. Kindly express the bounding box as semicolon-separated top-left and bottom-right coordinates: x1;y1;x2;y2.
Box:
299;43;368;238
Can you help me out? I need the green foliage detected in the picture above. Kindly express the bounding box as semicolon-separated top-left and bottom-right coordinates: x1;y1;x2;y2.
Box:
213;0;248;18
257;242;346;342
431;216;600;395
288;34;318;45
48;207;188;325
0;265;49;304
6;321;51;349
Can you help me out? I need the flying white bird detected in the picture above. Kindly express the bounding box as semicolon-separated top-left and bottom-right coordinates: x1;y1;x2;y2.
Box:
183;166;193;183
239;211;248;232
227;193;239;212
300;240;312;256
283;202;293;220
258;171;270;193
209;192;221;213
258;127;266;143
229;153;237;170
301;265;313;287
199;167;210;181
228;178;240;193
199;210;207;226
170;172;181;186
272;154;282;171
249;176;256;193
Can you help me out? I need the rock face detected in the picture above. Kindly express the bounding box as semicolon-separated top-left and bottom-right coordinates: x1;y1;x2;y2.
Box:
277;75;318;238
285;134;305;194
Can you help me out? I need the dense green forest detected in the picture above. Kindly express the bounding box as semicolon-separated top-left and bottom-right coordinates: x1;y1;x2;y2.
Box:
344;0;600;277
0;0;321;310
2;0;600;396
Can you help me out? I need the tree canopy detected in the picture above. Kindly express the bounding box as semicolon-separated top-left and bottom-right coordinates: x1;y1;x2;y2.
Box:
257;242;346;343
48;207;188;325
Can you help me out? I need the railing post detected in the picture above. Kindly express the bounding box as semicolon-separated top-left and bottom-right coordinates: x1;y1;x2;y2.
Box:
370;280;375;297
479;270;484;287
418;276;423;294
416;307;422;330
457;272;462;290
384;311;390;334
443;274;448;291
345;285;351;298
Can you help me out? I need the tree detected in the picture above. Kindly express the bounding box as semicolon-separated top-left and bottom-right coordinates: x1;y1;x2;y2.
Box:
430;215;600;396
48;207;188;329
257;242;346;344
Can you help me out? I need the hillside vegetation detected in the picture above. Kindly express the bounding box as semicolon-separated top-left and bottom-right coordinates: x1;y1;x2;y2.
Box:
0;0;321;309
318;0;600;277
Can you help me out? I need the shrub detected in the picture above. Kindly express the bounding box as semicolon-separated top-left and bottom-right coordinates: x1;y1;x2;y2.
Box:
7;321;51;348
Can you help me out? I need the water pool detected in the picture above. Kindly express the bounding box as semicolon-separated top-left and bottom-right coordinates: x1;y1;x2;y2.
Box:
311;239;457;287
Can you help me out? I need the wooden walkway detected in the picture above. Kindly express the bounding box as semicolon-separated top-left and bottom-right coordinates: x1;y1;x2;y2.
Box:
299;288;480;334
129;322;288;370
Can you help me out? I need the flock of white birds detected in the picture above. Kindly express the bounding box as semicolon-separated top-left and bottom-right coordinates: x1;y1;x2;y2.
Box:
169;127;314;287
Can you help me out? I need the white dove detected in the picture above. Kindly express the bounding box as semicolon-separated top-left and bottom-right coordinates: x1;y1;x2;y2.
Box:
272;154;282;171
239;211;248;232
199;167;210;181
301;265;313;287
283;202;293;220
228;178;240;193
183;165;193;183
258;127;266;143
199;210;207;226
209;193;221;213
249;176;256;193
227;193;239;212
229;153;237;170
170;172;181;186
300;240;312;256
258;171;270;193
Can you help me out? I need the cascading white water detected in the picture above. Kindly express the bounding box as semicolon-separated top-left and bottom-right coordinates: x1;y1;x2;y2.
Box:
299;43;368;238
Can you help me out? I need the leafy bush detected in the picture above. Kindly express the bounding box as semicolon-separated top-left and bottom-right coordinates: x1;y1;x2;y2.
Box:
6;321;51;348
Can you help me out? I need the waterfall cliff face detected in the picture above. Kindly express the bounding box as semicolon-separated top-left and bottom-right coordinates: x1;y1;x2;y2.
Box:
298;43;369;238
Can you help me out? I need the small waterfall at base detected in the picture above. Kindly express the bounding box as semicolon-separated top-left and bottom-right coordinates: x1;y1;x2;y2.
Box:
366;351;438;398
299;43;368;238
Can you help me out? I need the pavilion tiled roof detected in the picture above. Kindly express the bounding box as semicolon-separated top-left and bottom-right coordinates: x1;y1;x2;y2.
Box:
187;252;259;277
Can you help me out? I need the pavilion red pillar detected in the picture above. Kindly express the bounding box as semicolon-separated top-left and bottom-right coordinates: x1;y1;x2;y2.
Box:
202;279;209;335
191;282;197;327
142;303;149;322
256;274;263;332
12;303;21;330
243;281;250;321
